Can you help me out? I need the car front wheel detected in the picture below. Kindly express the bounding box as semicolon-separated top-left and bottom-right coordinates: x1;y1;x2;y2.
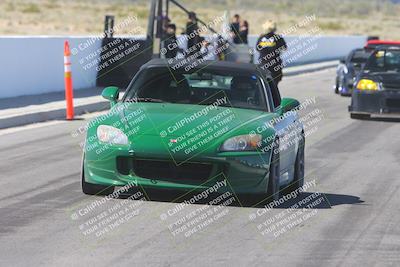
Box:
267;140;280;202
290;134;305;192
334;77;339;94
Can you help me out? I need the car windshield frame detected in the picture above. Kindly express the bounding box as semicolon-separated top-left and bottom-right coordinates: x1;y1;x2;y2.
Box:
122;66;270;112
349;49;370;65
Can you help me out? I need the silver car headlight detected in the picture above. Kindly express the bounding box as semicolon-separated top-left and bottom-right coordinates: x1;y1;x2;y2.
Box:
97;125;128;145
220;134;262;152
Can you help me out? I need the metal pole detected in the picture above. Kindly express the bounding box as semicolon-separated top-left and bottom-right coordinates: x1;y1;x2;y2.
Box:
104;15;115;38
147;0;157;40
156;0;163;38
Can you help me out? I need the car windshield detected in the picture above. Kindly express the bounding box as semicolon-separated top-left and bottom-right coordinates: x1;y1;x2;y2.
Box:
350;50;369;65
365;50;400;72
123;67;268;111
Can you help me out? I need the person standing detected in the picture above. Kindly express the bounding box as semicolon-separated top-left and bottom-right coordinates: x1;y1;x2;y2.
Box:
163;23;179;59
186;12;201;58
239;20;249;44
256;20;287;85
230;14;241;44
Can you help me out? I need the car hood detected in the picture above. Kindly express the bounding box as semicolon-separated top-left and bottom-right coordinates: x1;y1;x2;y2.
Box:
119;102;271;138
93;102;277;159
348;64;363;76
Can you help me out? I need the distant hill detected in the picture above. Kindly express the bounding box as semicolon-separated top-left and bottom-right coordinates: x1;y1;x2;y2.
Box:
1;0;400;39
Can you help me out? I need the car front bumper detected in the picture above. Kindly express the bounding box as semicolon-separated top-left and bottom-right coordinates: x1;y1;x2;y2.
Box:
349;89;400;114
83;148;273;195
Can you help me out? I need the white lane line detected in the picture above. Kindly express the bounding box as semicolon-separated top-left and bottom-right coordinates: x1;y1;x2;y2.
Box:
284;67;335;79
0;111;108;136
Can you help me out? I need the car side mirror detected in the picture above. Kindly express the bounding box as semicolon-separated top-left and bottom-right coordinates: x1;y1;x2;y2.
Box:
102;86;119;107
280;97;300;114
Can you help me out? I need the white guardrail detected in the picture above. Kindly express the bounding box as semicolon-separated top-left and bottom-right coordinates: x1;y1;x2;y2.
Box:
0;35;367;99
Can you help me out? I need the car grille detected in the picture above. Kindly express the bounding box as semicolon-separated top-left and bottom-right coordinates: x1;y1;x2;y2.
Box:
383;84;400;90
386;98;400;109
116;157;213;182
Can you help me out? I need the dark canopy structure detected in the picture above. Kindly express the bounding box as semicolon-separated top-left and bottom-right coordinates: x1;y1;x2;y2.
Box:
96;0;247;88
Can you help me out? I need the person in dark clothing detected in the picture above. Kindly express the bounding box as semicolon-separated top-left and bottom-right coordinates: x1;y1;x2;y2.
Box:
256;20;287;85
230;14;241;44
185;12;201;58
239;20;249;44
163;23;179;59
161;15;171;35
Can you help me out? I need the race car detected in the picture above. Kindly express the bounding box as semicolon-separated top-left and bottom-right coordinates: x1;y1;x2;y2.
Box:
335;48;371;96
81;59;305;200
349;46;400;119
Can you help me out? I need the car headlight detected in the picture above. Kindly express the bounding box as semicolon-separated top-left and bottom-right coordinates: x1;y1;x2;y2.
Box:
97;125;128;145
356;79;379;91
220;134;262;152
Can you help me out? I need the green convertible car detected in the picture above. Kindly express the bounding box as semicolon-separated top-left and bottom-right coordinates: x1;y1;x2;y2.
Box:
82;59;305;200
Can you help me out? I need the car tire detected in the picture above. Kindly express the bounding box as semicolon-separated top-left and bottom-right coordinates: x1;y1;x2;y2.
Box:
334;78;339;94
81;154;114;196
350;113;370;120
267;140;280;202
289;134;305;192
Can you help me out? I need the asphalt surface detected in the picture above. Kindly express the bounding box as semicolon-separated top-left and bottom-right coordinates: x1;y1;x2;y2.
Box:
1;68;399;266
